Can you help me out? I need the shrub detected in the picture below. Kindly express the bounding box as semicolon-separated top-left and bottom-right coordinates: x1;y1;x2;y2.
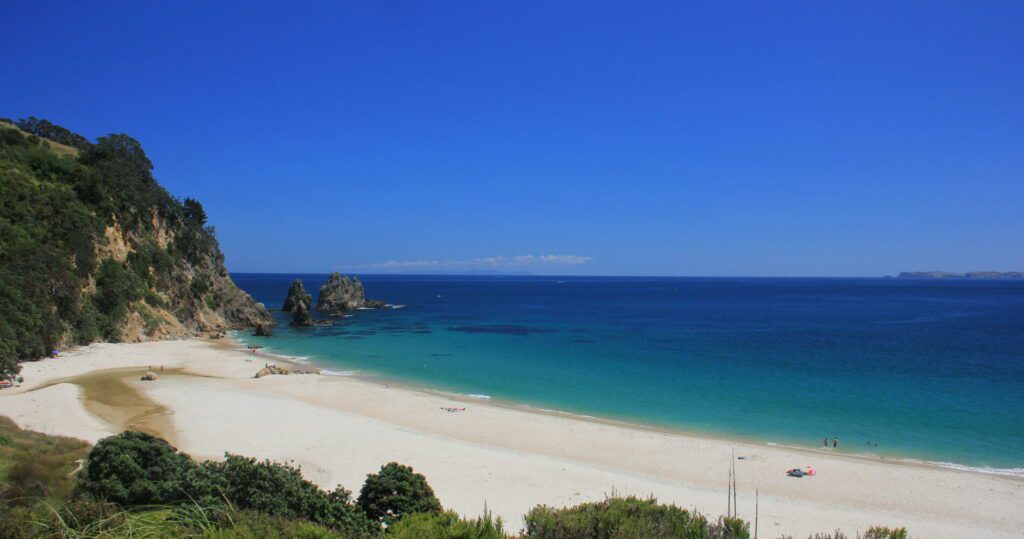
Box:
386;509;508;538
186;454;377;537
864;527;908;539
78;431;195;506
358;462;442;526
523;495;727;539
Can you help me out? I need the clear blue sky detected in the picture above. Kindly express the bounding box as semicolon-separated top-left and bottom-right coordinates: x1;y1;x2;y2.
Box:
3;2;1022;276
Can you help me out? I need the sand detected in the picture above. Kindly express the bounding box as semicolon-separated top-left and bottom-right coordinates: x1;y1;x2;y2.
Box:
1;338;1021;538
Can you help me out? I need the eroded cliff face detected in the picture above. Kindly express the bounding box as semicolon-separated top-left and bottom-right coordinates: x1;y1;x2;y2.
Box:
75;216;274;345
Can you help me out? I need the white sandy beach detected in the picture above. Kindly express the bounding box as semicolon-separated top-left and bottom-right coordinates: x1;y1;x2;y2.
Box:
1;338;1021;538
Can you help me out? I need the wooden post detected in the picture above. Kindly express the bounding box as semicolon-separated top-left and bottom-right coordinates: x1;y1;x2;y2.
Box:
754;488;759;539
731;448;737;517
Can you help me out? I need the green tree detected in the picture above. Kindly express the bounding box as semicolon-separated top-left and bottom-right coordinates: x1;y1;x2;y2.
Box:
358;462;442;526
183;197;207;226
77;431;195;506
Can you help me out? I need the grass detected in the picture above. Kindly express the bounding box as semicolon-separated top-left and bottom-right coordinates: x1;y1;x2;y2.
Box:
0;120;80;157
0;416;90;507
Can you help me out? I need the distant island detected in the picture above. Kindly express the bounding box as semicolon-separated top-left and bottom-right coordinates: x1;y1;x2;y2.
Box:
896;271;1024;279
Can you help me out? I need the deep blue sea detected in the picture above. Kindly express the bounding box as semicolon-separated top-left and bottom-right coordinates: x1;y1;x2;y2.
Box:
231;274;1024;472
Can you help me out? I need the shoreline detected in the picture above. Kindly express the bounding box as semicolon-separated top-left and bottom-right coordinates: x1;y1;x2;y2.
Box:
2;337;1022;537
237;333;1024;480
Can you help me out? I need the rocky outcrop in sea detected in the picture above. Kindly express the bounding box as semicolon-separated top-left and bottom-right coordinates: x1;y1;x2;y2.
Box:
316;273;386;314
282;279;314;326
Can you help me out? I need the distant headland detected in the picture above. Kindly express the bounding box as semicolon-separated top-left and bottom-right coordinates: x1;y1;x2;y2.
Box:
895;271;1024;279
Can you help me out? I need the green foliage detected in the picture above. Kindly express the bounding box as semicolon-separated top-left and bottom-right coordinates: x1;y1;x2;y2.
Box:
0;127;100;376
184;197;208;226
523;495;744;539
358;462;442;526
186;454;377;536
386;510;509;538
0;117;246;377
201;509;345;538
15;117;91;150
94;258;147;328
191;272;211;298
863;527;909;539
77;431;195;506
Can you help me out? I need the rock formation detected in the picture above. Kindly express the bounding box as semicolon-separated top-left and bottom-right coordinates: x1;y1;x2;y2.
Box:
254;364;290;378
282;278;314;326
283;279;312;312
253;322;273;337
316;273;386;315
141;371;158;381
291;302;313;326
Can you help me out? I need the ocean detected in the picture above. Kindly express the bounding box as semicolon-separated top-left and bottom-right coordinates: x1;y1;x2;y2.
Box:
231;274;1024;473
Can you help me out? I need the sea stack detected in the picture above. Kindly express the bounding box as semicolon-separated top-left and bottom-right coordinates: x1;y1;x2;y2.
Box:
316;273;386;314
282;278;314;326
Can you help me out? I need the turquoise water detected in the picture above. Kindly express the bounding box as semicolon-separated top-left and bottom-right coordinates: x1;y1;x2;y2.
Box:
232;274;1024;472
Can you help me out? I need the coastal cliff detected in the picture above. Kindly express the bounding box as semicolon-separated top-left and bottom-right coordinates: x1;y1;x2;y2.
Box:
315;272;385;314
0;118;273;377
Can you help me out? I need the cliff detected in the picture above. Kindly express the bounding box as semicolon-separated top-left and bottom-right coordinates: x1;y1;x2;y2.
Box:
0;118;273;377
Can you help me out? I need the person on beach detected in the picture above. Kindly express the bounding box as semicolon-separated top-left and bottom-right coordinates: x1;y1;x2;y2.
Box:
823;437;828;448
833;437;839;448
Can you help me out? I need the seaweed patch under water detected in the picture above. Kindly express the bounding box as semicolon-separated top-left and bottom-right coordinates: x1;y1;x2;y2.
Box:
447;324;555;336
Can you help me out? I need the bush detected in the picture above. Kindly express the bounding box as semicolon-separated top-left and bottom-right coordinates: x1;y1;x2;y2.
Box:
386;509;508;538
523;495;733;539
186;454;377;537
78;431;195;506
358;462;442;526
864;527;909;539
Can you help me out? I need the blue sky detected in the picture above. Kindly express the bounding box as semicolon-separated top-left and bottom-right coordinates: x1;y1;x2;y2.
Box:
3;2;1022;276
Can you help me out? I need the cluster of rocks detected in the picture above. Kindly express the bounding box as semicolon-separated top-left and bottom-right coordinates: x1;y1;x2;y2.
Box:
253;364;290;378
141;371;158;381
316;273;386;314
254;273;388;334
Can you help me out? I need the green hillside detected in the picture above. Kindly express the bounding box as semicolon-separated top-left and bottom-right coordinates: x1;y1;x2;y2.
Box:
0;118;273;378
